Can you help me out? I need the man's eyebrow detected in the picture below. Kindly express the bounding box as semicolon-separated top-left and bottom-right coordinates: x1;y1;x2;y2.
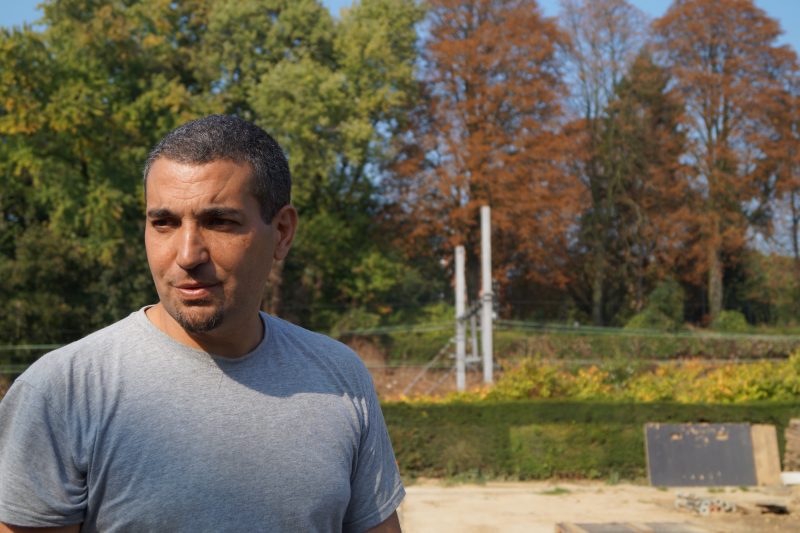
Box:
199;207;243;218
146;208;175;218
146;207;243;218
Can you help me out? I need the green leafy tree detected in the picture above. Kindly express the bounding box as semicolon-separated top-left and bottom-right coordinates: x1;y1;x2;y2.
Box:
0;1;210;344
569;51;690;324
559;0;649;325
1;0;432;345
250;0;430;328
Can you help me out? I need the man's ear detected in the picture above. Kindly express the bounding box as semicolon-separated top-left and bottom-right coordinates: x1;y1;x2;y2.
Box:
271;205;298;261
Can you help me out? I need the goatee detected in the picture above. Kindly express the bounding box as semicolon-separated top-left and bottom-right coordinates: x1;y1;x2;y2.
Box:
172;302;224;333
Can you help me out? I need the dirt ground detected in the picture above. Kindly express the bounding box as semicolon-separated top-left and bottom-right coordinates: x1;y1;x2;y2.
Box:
397;479;800;533
368;365;492;399
359;347;800;532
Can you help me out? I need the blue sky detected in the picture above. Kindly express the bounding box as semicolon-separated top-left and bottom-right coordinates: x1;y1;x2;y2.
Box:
2;1;799;51
332;1;800;52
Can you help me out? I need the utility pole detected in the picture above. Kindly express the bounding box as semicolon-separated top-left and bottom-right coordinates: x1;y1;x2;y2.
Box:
455;245;466;391
480;206;493;384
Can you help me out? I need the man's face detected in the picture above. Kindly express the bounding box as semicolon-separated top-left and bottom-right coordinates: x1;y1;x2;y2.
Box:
144;158;287;334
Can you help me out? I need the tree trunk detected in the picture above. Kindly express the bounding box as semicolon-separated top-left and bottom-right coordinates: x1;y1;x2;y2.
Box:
707;242;723;323
791;189;800;265
591;249;605;326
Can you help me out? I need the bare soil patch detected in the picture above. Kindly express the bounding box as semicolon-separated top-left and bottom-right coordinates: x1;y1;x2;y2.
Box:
398;479;800;533
368;366;490;399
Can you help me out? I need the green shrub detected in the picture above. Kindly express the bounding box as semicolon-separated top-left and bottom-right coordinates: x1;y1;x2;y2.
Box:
487;353;800;403
488;358;569;399
509;423;641;479
625;279;684;331
624;308;676;331
383;401;800;480
712;310;749;333
329;307;381;337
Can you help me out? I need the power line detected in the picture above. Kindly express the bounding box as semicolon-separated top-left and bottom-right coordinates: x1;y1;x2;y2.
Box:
495;320;800;342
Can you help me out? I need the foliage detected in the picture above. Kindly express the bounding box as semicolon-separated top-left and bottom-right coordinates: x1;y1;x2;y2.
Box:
739;253;800;325
653;0;798;321
484;353;800;403
247;0;431;329
373;303;455;364
389;0;579;299
383;400;799;480
711;310;749;333
490;326;800;361
3;0;800;344
560;0;667;326
329;307;382;337
624;310;675;332
0;0;432;343
625;278;685;331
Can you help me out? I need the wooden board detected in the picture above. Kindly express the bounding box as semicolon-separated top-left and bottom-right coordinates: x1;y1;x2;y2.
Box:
554;523;709;533
645;423;757;486
784;418;800;470
751;424;782;486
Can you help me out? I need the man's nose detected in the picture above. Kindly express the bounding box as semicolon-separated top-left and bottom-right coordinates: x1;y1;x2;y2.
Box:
176;224;209;270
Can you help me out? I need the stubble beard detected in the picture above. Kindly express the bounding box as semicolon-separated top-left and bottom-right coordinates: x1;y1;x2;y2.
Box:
171;299;224;333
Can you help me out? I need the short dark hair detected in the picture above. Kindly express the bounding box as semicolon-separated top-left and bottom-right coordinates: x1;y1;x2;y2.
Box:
143;115;291;222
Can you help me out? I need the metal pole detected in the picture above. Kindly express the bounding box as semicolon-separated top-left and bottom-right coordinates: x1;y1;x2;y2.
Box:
455;245;466;391
480;206;493;384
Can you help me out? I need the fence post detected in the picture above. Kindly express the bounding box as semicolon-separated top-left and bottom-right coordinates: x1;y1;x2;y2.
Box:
481;205;493;384
455;245;466;391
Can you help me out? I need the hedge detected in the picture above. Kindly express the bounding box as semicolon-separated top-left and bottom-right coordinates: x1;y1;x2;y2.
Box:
383;400;800;480
492;328;800;361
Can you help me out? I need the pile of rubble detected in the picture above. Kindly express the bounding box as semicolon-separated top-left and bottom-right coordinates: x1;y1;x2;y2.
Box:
674;493;737;516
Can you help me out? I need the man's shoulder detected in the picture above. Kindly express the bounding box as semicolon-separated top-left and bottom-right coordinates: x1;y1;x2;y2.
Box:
15;310;143;389
266;314;358;354
264;313;369;372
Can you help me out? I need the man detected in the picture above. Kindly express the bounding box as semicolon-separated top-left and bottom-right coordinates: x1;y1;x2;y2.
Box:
0;115;404;532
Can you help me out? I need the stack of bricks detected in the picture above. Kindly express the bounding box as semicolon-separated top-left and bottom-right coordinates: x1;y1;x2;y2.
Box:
785;419;800;470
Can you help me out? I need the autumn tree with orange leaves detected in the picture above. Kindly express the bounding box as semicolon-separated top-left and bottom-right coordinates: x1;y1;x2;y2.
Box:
390;0;580;304
654;0;797;322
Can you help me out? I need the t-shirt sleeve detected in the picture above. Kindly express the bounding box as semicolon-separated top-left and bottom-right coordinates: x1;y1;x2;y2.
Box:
0;379;86;526
342;374;405;533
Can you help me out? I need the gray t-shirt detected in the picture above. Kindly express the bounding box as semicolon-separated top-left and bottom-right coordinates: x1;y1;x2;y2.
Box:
0;309;404;532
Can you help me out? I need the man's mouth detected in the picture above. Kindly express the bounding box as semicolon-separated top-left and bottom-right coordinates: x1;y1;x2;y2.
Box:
173;282;220;299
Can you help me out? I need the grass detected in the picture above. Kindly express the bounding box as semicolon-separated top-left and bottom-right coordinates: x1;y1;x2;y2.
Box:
540;486;571;495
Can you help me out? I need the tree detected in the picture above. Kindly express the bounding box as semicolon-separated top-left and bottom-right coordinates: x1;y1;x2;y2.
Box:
653;0;797;321
0;0;428;344
757;66;800;268
568;51;692;324
390;0;580;306
0;1;207;344
559;0;648;325
250;0;428;327
197;0;336;118
559;0;647;124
